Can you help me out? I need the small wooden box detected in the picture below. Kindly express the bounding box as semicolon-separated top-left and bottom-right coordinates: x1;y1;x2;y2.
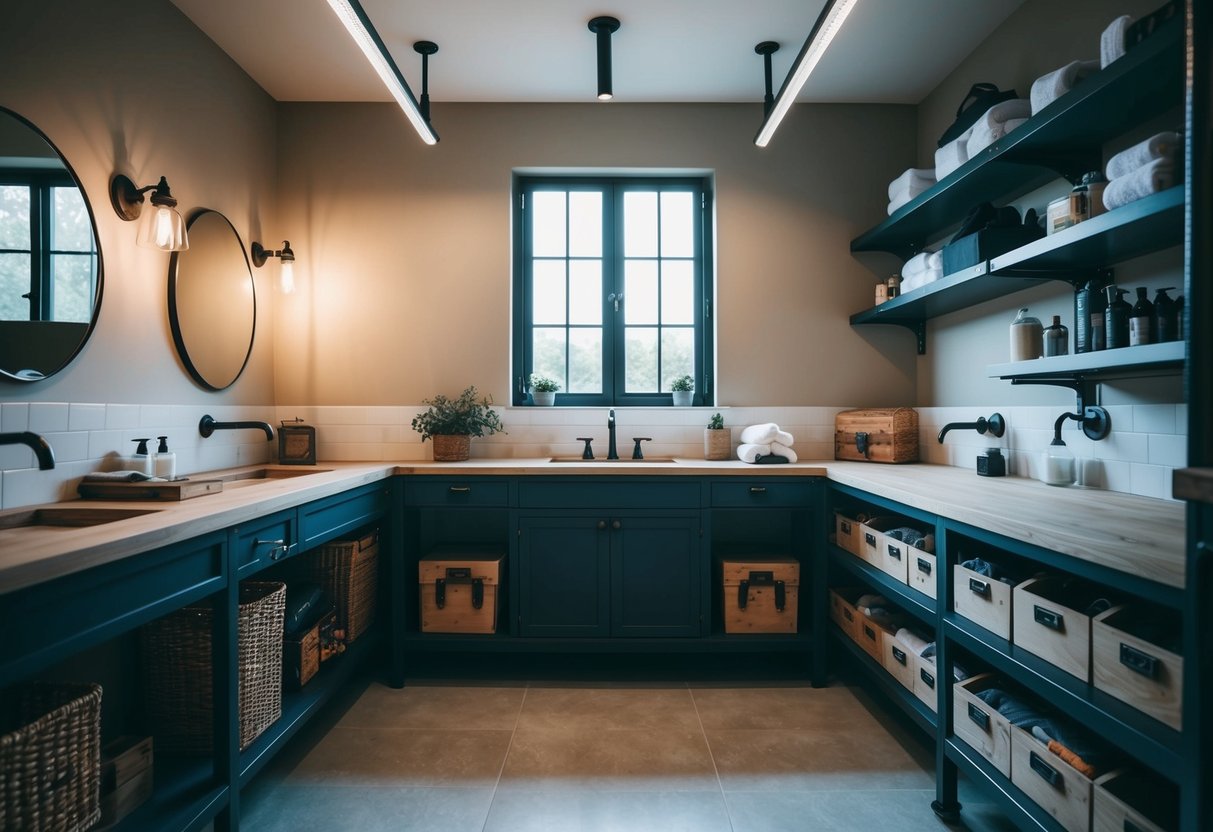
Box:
284;609;335;690
860;516;915;583
913;656;939;712
880;629;919;691
420;551;504;633
1010;726;1094;832
953;674;1012;777
1013;576;1095;682
1091;605;1182;731
1093;769;1177;832
96;735;154;830
834;512;863;556
953;564;1016;641
829;587;864;641
910;551;937;599
722;557;799;634
855;615;897;663
834;408;919;463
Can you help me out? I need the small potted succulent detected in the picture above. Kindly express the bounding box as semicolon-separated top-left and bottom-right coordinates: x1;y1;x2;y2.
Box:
670;374;695;406
704;412;730;460
529;373;560;406
411;386;505;461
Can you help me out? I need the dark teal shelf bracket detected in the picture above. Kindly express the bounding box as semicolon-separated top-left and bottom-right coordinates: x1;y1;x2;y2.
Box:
1009;376;1100;418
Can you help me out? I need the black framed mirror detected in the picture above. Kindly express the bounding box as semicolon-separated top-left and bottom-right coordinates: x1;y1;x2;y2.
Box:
168;210;256;390
0;106;103;382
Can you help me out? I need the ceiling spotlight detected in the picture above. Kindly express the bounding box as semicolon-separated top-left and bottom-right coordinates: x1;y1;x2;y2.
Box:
413;40;438;123
754;41;780;118
588;16;621;101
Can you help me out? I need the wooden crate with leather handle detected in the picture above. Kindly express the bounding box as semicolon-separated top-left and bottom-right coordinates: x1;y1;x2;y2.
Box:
834;408;919;463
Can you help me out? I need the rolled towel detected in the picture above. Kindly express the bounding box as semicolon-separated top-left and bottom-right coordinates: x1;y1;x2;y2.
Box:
737;442;771;464
1106;131;1181;179
887;167;936;201
887;191;914;216
768;441;797;463
967;109;1031;158
1101;15;1132;68
927;250;943;271
901;251;931;279
1103;158;1176;211
900;273;921;294
895;628;932;657
1031;60;1100;115
856;594;888;611
935;130;972;180
740;423;779;444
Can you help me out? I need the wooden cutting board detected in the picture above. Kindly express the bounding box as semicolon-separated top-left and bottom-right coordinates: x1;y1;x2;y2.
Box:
76;479;223;501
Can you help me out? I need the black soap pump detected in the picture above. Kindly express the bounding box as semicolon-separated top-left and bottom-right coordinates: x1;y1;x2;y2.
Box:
130;438;152;476
1129;287;1154;346
1105;285;1131;349
1153;287;1179;343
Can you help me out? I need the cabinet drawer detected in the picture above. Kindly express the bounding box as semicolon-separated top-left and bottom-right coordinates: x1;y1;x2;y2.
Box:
1091;605;1182;731
232;509;297;576
519;480;699;509
299;482;388;549
1010;725;1093;832
953;673;1012;778
953;564;1015;641
1093;769;1177;832
405;479;510;507
1013;576;1095;682
710;480;814;507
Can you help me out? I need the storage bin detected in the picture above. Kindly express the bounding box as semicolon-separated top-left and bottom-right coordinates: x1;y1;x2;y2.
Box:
833;511;863;556
860;516;928;583
420;550;505;633
880;629;921;691
1091;605;1182;730
1092;768;1178;832
953;563;1016;641
941;225;1044;274
284;608;336;690
952;673;1012;777
142;581;286;754
286;530;379;643
0;682;103;832
829;586;864;641
1010;725;1094;832
722;556;800;634
855;614;897;663
1013;576;1100;682
913;655;939;712
834;407;919;463
910;550;937;599
97;735;153;829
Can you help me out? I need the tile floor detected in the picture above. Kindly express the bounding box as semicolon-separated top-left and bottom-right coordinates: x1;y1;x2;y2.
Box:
241;671;1017;832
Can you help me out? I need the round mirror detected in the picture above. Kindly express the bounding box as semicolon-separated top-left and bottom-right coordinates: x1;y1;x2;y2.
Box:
0;107;103;382
168;210;256;390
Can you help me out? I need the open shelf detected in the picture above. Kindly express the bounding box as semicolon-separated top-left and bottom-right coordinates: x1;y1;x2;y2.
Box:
828;545;936;626
945;737;1067;832
988;340;1185;381
944;615;1182;781
112;758;226;832
400;630;813;654
829;625;936;736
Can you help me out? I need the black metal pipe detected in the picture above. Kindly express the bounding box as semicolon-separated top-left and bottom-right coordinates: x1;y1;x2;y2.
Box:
0;431;55;470
756;42;780;118
198;415;274;441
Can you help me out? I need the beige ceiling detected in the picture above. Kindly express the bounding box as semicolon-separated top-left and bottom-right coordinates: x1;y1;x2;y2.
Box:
171;0;1025;104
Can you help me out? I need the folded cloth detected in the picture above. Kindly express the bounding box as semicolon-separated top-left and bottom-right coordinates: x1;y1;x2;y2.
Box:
1030;723;1105;777
966;103;1032;157
81;470;160;482
935;130;972;180
768;441;798;463
887;191;914;216
856;593;888;612
901;252;931;279
740;423;780;444
895;628;932;657
888;167;936;200
754;454;790;464
1101;14;1133;68
1103;158;1176;211
885;527;935;553
1031;61;1100;115
1106;131;1181;179
737;442;771;464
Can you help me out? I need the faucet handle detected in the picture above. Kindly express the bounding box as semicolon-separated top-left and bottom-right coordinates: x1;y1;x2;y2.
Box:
631;437;652;460
576;437;595;460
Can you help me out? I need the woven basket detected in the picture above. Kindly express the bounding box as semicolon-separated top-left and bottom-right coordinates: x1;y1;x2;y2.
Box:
431;434;471;461
0;682;102;832
285;531;379;643
141;581;286;754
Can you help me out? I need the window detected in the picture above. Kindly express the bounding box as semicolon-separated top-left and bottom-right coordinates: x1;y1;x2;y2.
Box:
0;170;97;323
512;176;713;406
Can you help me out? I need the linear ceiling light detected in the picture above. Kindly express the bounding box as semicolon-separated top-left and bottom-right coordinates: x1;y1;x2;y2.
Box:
326;0;439;145
754;0;858;147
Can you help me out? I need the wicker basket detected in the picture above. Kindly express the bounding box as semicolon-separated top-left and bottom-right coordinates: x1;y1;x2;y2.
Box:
285;531;379;643
141;581;286;754
0;682;103;832
431;434;471;461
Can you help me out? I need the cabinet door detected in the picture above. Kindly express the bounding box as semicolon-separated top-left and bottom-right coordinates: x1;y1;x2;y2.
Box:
518;514;610;637
611;514;701;637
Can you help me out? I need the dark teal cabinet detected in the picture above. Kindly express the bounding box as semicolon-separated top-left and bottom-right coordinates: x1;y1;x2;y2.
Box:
610;513;700;637
517;514;611;637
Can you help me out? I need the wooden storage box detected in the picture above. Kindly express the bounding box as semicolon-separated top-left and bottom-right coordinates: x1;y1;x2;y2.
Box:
1010;725;1094;832
880;629;921;691
910;550;937;599
1091;605;1182;730
97;735;153;830
829;587;864;641
283;608;336;690
953;674;1012;777
953;563;1016;641
834;407;919;463
1013;576;1096;682
419;551;504;633
722;557;800;634
855;614;897;663
859;516;919;583
833;512;863;556
1093;769;1178;832
913;655;939;712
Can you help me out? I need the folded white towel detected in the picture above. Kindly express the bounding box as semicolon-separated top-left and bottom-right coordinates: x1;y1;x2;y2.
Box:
1106;131;1181;179
740;423;778;444
887;192;913;216
769;441;798;463
935;130;971;180
887;168;936;201
1004;117;1028;133
927;250;943;271
895;628;932;657
1103;159;1176;211
1031;60;1100;115
1101;15;1132;68
979;97;1033;127
737;443;771;464
967;108;1032;158
901;252;930;279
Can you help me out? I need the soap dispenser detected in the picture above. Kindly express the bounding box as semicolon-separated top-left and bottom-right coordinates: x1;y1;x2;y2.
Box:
1104;286;1131;349
154;435;176;479
129;438;153;476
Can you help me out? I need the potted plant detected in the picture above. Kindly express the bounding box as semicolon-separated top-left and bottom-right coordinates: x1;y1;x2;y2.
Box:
670;374;695;406
410;386;505;461
529;373;560;406
704;412;730;460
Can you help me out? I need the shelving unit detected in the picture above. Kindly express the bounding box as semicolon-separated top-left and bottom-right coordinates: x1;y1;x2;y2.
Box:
112;759;225;832
830;626;936;735
829;545;935;626
945;738;1067;832
988;340;1185;381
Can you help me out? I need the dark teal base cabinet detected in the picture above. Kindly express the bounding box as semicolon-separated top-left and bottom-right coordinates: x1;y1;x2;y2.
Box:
517;514;611;637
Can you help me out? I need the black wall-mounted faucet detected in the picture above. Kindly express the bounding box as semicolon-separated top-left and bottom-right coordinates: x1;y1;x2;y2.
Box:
199;415;275;441
0;431;55;470
607;409;619;460
937;413;1006;444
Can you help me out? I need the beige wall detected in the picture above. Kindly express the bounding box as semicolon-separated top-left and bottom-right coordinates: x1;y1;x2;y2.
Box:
0;0;278;405
274;101;918;407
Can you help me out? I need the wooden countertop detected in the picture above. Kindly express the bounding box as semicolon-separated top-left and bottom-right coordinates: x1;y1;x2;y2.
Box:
0;458;1185;595
1173;467;1213;506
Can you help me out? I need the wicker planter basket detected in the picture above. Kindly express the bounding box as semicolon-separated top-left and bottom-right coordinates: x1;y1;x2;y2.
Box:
141;581;286;754
0;682;103;832
432;434;471;461
704;429;731;460
284;530;379;643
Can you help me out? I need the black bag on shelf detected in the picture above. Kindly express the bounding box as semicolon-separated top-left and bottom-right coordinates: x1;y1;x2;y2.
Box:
937;82;1019;148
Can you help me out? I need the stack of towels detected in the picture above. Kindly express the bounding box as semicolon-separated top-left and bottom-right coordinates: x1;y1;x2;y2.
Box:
887;168;936;215
1030;60;1100;115
936;99;1031;180
1103;131;1180;211
737;423;797;464
1101;14;1132;68
900;250;943;294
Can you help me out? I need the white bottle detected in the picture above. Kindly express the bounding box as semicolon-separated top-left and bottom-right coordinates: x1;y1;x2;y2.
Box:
129;438;154;476
154;435;176;480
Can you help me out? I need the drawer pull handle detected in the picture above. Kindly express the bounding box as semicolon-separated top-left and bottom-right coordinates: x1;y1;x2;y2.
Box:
840;520;852;535
1034;605;1064;631
254;538;294;560
749;486;767;495
864;532;876;547
919;668;935;689
886;543;901;561
891;646;907;666
1120;643;1160;679
966;702;989;732
737;573;786;612
1029;751;1062;788
449;486;471;494
843;608;854;622
863;624;876;641
917;557;932;575
968;578;990;597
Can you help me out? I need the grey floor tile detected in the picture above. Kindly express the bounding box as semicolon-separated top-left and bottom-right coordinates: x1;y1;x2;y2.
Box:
335;682;526;731
241;783;495;832
517;686;701;732
726;789;952;832
690;683;883;731
288;726;513;788
499;725;718;791
484;788;733;832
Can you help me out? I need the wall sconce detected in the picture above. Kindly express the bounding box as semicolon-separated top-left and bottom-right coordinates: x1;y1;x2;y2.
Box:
588;16;621;101
110;174;189;251
252;240;296;293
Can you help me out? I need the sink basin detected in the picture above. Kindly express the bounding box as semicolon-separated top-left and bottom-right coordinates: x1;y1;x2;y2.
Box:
548;457;678;463
216;467;334;488
0;506;161;531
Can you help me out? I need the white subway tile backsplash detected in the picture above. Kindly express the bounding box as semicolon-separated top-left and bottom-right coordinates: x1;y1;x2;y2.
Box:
1148;433;1187;468
0;445;33;470
1130;463;1171;500
45;431;89;463
68;403;106;432
29;402;69;432
104;404;140;430
1134;404;1176;435
1;402;29;432
139;404;174;429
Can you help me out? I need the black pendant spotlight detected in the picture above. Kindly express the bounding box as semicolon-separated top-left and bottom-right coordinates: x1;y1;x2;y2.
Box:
413;40;438;123
588;16;621;101
754;41;780;118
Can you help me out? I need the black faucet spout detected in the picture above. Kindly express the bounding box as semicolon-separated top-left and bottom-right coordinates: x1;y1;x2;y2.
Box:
199;415;275;441
0;431;55;470
607;409;619;460
937;413;1006;444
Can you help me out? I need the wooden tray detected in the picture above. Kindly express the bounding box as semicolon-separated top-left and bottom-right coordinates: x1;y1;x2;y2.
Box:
77;479;223;501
